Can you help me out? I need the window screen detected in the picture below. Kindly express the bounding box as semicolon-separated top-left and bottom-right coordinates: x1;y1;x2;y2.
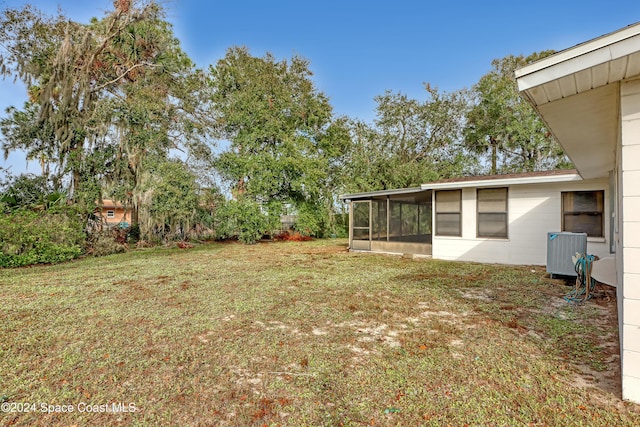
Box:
435;190;461;236
477;188;508;238
562;191;604;237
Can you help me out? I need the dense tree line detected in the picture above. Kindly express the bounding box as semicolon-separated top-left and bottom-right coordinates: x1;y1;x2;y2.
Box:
0;1;571;263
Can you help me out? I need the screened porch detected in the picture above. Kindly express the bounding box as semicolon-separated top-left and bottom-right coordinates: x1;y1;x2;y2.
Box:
345;189;433;256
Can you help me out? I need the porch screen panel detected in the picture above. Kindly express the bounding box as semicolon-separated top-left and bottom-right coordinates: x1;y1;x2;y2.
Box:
352;201;370;240
389;201;402;241
401;203;419;237
435;190;461;236
419;203;432;235
372;200;387;241
477;188;508;238
562;191;604;237
388;200;431;242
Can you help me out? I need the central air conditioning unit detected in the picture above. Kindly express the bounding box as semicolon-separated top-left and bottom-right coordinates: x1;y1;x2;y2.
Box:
546;232;587;277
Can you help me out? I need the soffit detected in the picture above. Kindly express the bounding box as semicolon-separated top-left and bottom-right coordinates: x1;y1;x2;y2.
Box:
516;23;640;178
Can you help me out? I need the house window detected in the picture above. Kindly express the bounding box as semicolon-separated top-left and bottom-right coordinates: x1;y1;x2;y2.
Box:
562;191;604;237
477;188;508;238
435;190;461;236
106;210;115;219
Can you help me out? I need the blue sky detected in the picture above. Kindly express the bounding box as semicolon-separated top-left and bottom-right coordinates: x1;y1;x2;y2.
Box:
1;0;640;175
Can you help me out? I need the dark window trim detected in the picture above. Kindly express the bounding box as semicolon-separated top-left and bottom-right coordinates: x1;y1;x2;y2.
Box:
561;190;604;238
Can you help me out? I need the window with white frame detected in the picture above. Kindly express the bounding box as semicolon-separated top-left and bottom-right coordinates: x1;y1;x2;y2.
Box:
562;190;604;237
435;190;461;236
477;187;508;238
106;210;115;219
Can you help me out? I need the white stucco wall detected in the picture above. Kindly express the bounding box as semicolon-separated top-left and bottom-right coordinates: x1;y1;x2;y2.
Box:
432;178;610;265
620;78;640;402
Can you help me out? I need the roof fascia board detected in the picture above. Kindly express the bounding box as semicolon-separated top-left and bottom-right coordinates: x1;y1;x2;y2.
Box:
516;47;614;91
339;187;424;200
340;174;583;200
420;173;582;190
515;23;640;81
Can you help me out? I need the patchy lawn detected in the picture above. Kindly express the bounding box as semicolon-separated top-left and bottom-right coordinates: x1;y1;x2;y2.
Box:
0;239;638;426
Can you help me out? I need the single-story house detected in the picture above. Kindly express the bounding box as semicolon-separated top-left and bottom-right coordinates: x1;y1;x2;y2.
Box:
515;21;640;403
342;21;640;402
340;169;611;265
96;199;130;227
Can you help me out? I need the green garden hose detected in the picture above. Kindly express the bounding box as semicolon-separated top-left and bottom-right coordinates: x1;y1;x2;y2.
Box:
564;254;597;303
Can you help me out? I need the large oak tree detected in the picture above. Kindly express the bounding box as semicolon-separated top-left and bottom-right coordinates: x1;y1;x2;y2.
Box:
338;85;473;194
463;52;572;174
209;47;349;237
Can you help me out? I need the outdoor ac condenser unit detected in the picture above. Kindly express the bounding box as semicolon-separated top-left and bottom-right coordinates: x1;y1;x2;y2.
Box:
546;232;587;277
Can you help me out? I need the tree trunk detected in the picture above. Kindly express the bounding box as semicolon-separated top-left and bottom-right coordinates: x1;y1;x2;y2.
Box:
69;140;83;200
490;138;498;175
131;200;139;227
72;168;82;199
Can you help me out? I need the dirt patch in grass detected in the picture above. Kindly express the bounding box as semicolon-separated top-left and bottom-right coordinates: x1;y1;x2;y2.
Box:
458;273;623;399
1;240;638;426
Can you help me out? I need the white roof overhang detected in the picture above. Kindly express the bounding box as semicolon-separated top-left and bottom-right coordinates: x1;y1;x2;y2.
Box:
339;187;425;201
516;22;640;179
420;172;582;191
339;172;583;201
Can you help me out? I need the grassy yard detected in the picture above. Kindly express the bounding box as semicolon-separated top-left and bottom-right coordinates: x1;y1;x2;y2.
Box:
1;239;638;426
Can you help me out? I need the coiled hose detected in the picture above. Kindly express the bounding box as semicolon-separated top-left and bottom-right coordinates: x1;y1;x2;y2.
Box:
564;254;597;302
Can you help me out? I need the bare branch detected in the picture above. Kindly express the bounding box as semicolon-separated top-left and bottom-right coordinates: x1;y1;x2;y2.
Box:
91;62;160;92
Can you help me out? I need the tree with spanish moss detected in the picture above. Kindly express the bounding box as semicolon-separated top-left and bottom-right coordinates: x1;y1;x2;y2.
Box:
0;1;214;237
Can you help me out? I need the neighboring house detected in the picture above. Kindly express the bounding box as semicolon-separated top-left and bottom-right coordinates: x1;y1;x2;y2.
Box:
340;169;611;264
96;199;130;227
515;22;640;403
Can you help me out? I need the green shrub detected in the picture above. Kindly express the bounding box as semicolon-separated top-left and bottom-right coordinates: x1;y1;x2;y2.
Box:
88;229;128;257
214;198;269;244
0;208;85;267
127;224;140;244
332;212;349;238
294;202;326;237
